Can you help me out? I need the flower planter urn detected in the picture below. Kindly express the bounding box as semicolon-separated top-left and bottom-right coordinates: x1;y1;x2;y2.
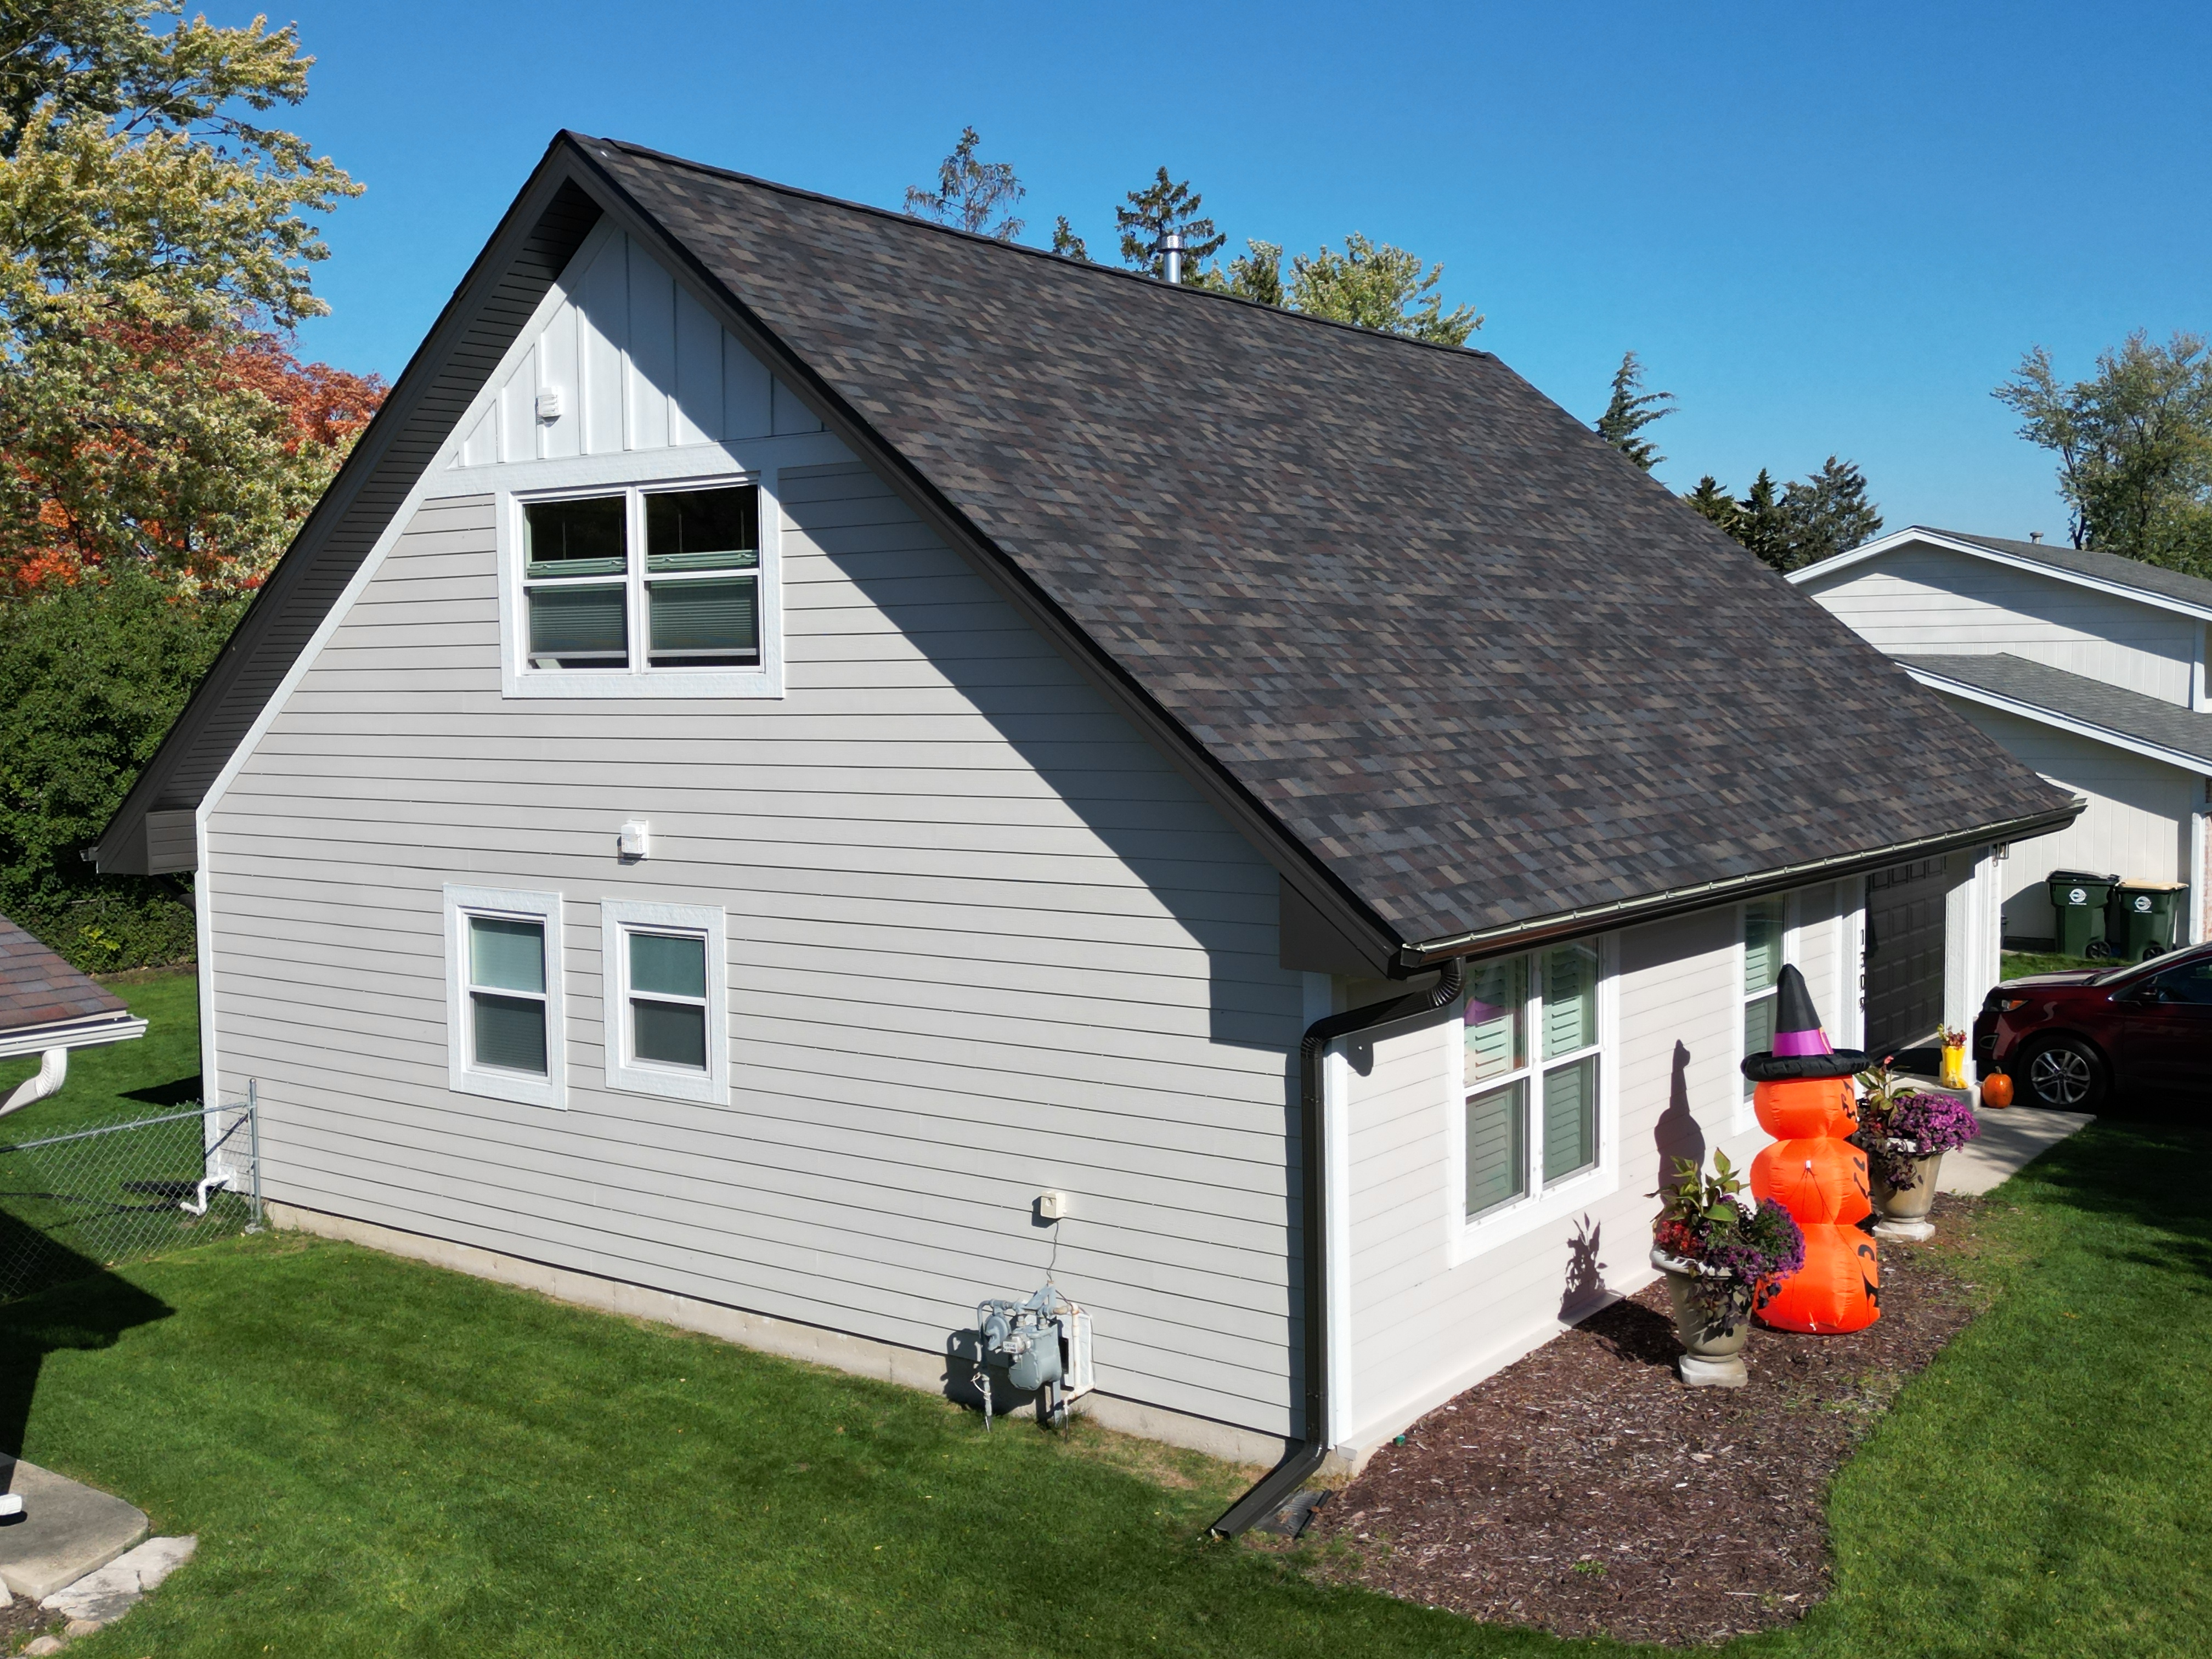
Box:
1869;1145;1944;1242
1650;1248;1749;1388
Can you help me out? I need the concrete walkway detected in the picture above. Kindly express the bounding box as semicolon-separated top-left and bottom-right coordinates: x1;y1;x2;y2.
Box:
1939;1103;2096;1195
0;1456;146;1602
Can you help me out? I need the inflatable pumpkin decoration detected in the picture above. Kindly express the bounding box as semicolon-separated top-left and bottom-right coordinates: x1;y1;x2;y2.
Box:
1741;966;1879;1334
1981;1071;2015;1109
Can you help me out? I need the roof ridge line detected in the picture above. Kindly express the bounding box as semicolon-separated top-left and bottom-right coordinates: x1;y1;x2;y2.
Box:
580;133;1500;365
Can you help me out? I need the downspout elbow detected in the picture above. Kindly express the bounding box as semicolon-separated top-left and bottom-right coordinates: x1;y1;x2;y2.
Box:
1;1048;68;1118
1211;956;1465;1537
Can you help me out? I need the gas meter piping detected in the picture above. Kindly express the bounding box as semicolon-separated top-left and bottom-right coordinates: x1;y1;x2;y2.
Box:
1210;956;1464;1537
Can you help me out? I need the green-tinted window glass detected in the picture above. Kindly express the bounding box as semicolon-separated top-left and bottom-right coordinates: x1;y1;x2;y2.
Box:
1463;957;1525;1085
632;998;707;1070
630;932;706;999
470;917;544;994
646;486;757;565
524;496;626;572
1465;1080;1528;1218
471;991;546;1075
1743;991;1778;1097
1542;943;1599;1058
647;575;758;664
1744;900;1786;996
1542;1055;1599;1183
527;585;628;665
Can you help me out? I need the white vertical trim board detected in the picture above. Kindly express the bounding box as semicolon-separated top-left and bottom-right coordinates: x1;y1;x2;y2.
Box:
444;885;568;1110
599;898;730;1105
1732;893;1797;1132
1309;971;1353;1448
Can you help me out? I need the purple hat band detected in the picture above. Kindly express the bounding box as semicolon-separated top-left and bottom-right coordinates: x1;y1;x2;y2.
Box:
1773;1028;1832;1057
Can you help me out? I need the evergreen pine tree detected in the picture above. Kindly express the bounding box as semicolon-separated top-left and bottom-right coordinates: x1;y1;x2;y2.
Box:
1594;351;1675;471
1779;456;1883;569
1681;475;1739;537
1114;169;1226;280
1050;216;1089;261
902;127;1025;240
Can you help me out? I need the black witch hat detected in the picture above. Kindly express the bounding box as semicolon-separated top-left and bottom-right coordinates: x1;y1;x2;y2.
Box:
1740;964;1869;1082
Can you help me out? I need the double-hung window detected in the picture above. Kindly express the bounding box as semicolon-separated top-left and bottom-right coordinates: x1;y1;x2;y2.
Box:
445;886;566;1109
1462;941;1605;1222
510;481;777;697
1741;898;1788;1100
601;899;729;1105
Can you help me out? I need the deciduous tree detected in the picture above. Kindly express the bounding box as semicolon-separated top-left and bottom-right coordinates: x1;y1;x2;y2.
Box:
1285;234;1480;346
1995;332;2212;571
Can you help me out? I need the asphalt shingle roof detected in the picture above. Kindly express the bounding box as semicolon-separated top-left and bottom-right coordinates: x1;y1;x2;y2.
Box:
1932;529;2212;613
0;913;128;1039
1899;653;2212;768
588;139;2074;947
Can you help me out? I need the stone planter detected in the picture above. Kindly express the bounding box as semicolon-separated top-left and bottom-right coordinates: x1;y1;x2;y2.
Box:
1650;1248;1750;1388
1868;1143;1944;1242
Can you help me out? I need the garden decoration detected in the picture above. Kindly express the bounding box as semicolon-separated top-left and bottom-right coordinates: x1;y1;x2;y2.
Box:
1980;1070;2015;1109
1937;1022;1970;1088
1649;1149;1805;1387
1741;966;1879;1333
1852;1059;1980;1242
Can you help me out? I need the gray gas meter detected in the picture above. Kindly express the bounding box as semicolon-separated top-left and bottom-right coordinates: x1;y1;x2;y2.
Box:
973;1282;1093;1430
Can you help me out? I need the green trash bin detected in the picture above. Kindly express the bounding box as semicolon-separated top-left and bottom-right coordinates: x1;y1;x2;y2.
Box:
2045;869;2118;957
2105;880;2186;961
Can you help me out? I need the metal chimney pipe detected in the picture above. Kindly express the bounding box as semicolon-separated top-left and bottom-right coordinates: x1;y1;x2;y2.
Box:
1156;230;1183;284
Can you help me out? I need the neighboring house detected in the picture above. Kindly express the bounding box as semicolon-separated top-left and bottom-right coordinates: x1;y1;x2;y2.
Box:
1793;527;2212;982
94;134;2076;1509
0;915;146;1116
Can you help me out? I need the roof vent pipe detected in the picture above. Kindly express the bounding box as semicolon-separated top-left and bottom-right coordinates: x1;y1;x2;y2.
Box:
2029;532;2044;543
1155;230;1183;285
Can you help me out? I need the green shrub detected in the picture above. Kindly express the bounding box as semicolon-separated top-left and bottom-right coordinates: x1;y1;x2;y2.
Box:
0;572;242;970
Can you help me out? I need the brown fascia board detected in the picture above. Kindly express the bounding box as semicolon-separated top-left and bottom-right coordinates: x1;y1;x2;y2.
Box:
93;142;606;874
554;134;1416;977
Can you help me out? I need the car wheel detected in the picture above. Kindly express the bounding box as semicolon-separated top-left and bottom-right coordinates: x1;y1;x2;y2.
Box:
2022;1038;2107;1112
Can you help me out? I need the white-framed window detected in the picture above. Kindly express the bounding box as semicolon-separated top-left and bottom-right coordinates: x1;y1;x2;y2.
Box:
444;885;567;1109
600;899;729;1105
499;473;783;699
1739;895;1793;1115
1446;936;1616;1254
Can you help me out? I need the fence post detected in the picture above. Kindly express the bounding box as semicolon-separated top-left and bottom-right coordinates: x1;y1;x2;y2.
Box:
247;1077;263;1228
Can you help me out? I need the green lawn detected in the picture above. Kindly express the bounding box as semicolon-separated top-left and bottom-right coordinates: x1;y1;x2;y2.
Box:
0;967;202;1138
2;975;2205;1657
1997;949;2114;979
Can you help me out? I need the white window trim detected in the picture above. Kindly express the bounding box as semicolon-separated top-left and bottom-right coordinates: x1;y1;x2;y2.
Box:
1444;934;1620;1263
445;884;567;1110
600;898;730;1105
1734;893;1799;1131
498;469;785;700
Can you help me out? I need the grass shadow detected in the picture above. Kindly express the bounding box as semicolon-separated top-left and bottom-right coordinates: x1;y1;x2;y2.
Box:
0;1212;172;1459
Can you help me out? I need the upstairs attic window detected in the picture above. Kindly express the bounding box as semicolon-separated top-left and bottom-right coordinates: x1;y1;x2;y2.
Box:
508;479;777;698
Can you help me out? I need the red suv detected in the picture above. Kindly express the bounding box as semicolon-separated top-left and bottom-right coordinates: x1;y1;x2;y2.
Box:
1975;942;2212;1111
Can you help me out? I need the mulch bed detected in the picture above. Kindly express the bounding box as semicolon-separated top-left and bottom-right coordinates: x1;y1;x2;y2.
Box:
0;1584;61;1652
1304;1194;1993;1647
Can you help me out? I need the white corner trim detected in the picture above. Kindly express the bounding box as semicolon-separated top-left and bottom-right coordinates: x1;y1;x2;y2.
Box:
1790;527;2212;624
1306;970;1351;1449
444;884;567;1110
1904;664;2212;773
599;898;730;1105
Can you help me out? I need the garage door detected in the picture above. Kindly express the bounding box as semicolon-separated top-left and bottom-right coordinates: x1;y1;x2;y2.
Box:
1865;857;1950;1051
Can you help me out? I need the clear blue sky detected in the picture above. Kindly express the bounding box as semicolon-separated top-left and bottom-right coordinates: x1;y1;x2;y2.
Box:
264;0;2209;539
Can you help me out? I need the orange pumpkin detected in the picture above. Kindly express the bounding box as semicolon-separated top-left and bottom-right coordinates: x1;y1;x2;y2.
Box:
1757;1226;1880;1334
1751;1136;1872;1226
1751;1075;1858;1140
1981;1071;2015;1109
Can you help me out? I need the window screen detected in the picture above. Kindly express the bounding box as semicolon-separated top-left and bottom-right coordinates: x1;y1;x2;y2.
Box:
1464;944;1604;1218
645;487;760;667
523;496;628;669
628;929;708;1071
467;915;548;1075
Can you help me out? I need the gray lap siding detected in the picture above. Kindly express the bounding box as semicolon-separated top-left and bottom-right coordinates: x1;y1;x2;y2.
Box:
206;462;1305;1436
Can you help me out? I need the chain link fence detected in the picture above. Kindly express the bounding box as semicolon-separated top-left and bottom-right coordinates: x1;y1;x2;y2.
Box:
0;1092;260;1305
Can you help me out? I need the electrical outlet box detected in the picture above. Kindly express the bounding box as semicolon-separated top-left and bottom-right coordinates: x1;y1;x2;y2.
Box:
617;820;650;861
1036;1189;1070;1221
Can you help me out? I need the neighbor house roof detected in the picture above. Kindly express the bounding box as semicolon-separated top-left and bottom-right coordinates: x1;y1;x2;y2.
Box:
0;913;146;1059
97;133;2079;968
1899;653;2212;772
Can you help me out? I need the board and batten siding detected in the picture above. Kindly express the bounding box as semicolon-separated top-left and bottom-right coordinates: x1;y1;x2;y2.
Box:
1801;542;2199;705
205;459;1308;1441
1939;698;2200;940
1336;885;1858;1451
